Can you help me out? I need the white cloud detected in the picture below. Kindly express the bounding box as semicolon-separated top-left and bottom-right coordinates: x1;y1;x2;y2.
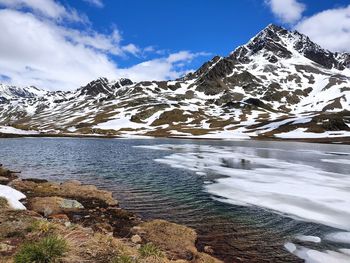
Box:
0;0;86;22
266;0;350;52
143;46;167;56
295;5;350;52
0;8;208;91
83;0;104;8
121;44;141;56
117;51;210;82
266;0;306;24
60;27;126;56
264;0;350;53
0;9;118;90
167;51;203;63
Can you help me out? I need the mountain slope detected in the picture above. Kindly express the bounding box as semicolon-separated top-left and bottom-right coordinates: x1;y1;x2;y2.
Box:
1;24;350;140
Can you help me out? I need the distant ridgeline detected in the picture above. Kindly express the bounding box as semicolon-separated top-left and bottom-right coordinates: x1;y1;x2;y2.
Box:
1;24;350;140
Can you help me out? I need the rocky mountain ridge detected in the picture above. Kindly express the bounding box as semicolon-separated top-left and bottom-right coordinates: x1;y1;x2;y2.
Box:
0;24;350;140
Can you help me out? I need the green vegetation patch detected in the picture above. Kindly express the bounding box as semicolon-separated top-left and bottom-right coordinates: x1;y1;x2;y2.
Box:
27;220;56;234
138;243;164;259
111;255;135;263
15;235;68;263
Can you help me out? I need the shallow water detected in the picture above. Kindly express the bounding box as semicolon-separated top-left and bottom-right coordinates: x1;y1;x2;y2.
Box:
0;137;350;262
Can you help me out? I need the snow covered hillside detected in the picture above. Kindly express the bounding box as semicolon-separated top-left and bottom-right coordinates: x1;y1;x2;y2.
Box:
0;24;350;139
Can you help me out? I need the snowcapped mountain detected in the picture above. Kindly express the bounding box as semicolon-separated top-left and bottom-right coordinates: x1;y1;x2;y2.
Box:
1;24;350;140
0;84;47;101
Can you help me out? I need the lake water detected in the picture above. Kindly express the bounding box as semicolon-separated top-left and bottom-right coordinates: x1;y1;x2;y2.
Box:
1;137;350;263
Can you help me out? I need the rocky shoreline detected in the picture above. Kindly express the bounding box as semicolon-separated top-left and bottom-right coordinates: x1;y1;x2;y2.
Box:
0;166;221;263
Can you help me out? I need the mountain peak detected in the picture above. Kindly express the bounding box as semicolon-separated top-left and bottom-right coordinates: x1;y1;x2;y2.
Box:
229;24;292;63
251;24;289;42
78;77;133;97
265;23;283;30
230;24;349;70
263;23;288;34
0;83;46;102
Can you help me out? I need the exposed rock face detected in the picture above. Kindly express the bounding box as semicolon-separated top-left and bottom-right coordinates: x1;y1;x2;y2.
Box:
78;77;133;97
0;84;46;100
1;24;350;139
231;24;349;70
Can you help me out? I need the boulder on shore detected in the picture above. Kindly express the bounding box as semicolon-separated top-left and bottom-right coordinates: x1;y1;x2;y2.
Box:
132;219;221;263
0;167;18;183
28;196;84;216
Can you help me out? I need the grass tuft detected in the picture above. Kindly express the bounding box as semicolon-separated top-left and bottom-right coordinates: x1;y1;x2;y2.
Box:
138;243;164;258
111;254;136;263
27;220;55;234
14;235;68;263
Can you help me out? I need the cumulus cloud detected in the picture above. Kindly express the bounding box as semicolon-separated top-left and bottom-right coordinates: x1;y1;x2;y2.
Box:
121;44;141;57
0;0;86;22
0;1;208;91
117;51;210;82
167;51;210;63
265;0;350;53
82;0;104;8
266;0;306;24
295;5;350;52
0;9;119;90
60;27;127;56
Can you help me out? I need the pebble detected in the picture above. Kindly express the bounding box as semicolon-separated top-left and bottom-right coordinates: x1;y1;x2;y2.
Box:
131;234;142;244
0;243;15;253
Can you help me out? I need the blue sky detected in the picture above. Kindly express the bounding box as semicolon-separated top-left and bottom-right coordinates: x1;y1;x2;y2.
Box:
71;0;350;67
0;0;349;90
